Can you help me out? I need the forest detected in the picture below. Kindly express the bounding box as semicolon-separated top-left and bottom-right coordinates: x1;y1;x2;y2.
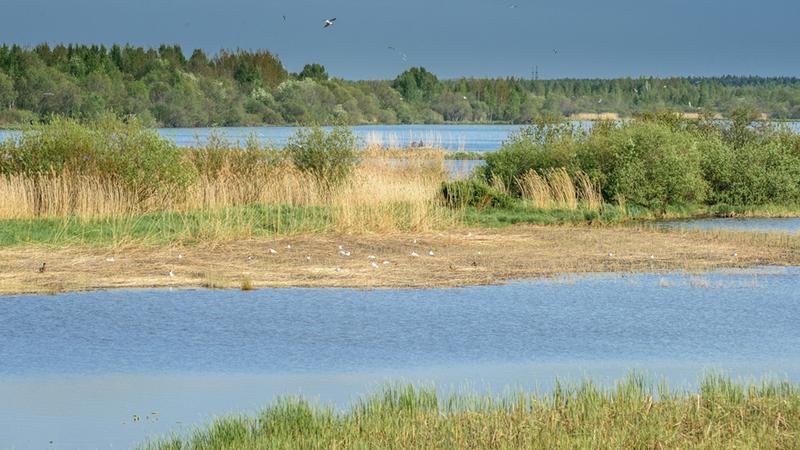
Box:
2;43;800;127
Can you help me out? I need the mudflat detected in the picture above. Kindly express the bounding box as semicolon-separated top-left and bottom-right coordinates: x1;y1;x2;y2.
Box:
2;225;798;295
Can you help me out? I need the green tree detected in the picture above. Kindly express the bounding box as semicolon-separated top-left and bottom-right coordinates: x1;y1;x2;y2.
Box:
0;71;16;108
299;63;328;81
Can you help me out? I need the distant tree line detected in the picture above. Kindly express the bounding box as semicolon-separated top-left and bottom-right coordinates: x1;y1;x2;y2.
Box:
2;43;800;127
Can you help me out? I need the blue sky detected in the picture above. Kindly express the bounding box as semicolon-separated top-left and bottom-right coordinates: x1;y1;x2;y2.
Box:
2;0;798;79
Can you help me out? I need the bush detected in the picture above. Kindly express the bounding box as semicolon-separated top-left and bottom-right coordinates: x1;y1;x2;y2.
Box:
480;122;578;197
578;122;708;211
187;132;285;179
702;134;800;205
286;125;358;192
0;114;195;203
439;179;514;209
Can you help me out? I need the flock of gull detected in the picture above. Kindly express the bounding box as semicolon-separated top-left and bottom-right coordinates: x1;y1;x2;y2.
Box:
32;244;743;280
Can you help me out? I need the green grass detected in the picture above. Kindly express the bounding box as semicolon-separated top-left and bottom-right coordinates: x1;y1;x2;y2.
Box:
0;204;333;247
457;202;800;229
2;201;799;247
459;204;627;227
142;374;800;449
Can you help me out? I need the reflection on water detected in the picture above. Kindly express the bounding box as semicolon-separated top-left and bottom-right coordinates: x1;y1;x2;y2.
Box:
1;268;799;448
655;217;800;234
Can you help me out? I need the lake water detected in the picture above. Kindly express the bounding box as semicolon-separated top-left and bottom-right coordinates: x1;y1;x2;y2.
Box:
3;121;799;152
655;217;800;234
2;267;800;448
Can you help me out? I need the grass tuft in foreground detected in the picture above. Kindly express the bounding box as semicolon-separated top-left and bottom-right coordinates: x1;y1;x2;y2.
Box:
143;375;800;449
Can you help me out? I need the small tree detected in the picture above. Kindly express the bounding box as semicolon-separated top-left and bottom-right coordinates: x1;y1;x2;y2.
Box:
0;72;16;109
286;125;358;193
299;63;329;81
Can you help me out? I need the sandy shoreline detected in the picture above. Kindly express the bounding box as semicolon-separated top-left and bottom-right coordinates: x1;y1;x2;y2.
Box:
1;225;798;295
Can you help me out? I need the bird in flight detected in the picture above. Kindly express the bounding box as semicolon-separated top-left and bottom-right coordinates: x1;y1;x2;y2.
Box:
387;45;408;61
282;15;286;21
324;17;336;28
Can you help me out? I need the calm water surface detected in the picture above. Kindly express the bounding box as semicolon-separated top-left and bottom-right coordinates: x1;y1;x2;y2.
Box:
4;122;799;152
1;268;800;448
655;217;800;234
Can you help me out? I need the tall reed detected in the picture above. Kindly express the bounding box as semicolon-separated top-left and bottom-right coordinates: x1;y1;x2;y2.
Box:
0;153;453;235
517;168;602;211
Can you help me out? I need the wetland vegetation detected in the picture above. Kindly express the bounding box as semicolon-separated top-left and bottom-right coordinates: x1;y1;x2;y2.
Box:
143;375;800;449
1;111;799;247
1;110;800;293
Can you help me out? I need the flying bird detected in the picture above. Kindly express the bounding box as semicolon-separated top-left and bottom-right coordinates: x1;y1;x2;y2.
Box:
323;17;336;28
387;46;408;61
282;15;287;21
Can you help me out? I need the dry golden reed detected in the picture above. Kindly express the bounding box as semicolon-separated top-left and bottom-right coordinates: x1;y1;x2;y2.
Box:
0;153;455;234
517;168;601;211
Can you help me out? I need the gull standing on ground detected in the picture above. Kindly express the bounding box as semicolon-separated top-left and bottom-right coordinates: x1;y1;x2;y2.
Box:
323;17;336;28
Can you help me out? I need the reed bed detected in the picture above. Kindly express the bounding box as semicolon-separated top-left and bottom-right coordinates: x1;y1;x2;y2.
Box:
143;375;800;449
0;153;455;238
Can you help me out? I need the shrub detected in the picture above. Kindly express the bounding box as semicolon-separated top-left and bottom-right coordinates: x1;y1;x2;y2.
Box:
286;125;358;192
578;122;708;211
702;135;800;205
439;179;514;209
0;114;195;203
187;132;286;180
480;122;578;196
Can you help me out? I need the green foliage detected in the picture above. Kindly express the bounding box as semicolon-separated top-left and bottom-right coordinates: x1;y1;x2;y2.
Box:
3;43;800;125
702;129;800;205
392;67;441;103
479;118;800;211
298;63;328;81
0;71;15;108
187;132;286;179
578;122;708;210
481;120;578;196
286;125;358;191
439;179;515;209
0;114;195;203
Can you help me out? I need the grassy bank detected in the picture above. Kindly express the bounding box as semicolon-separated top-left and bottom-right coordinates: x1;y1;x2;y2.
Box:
142;375;800;449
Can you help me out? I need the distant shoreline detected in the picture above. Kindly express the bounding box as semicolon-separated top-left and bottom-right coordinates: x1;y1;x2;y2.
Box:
4;115;798;131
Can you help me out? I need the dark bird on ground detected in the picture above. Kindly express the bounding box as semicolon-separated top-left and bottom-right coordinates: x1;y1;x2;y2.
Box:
323;17;336;28
36;262;46;273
